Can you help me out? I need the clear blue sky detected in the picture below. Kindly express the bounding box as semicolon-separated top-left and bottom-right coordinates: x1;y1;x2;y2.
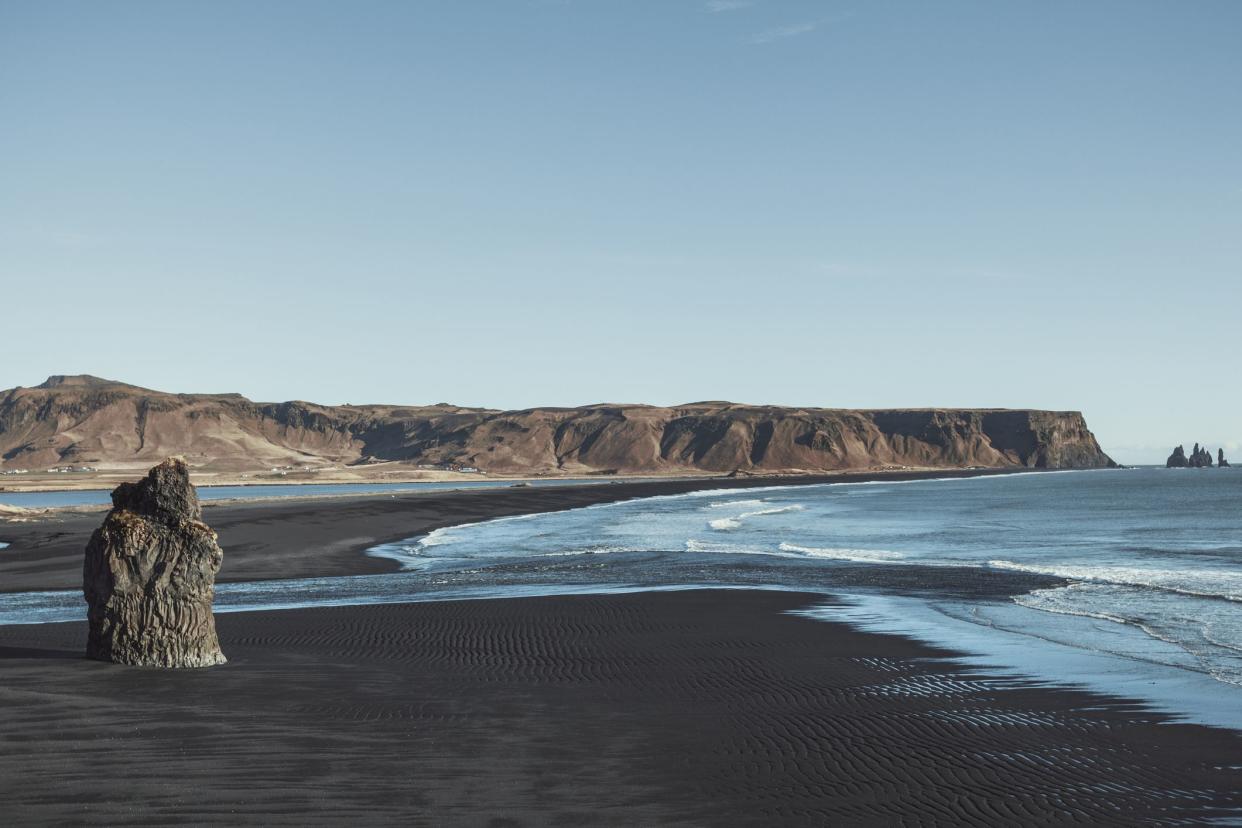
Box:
1;1;1239;464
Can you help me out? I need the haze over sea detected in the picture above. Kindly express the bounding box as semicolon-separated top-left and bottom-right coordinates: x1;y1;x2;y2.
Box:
4;468;1240;728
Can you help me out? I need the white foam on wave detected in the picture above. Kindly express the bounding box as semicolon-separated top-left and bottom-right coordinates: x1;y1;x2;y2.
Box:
366;543;442;570
989;560;1242;602
682;539;912;565
540;546;626;557
707;499;766;509
661;469;1068;507
417;527;453;548
366;510;561;570
748;505;804;517
370;523;464;571
366;525;468;570
778;542;906;563
363;468;1071;568
706;503;805;531
1013;584;1133;625
813;592;1242;730
684;539;795;558
1014;582;1242;687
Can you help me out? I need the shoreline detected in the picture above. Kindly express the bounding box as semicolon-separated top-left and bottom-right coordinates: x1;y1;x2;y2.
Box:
0;466;1035;593
8;463;1238;737
4;469;1238;823
1;589;1237;825
0;469;660;496
0;464;965;495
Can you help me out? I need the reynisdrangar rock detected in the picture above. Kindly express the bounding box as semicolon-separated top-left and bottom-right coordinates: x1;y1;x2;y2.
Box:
83;457;226;667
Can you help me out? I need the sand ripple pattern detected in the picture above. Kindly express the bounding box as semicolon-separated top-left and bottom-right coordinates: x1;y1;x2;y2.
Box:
0;590;1239;826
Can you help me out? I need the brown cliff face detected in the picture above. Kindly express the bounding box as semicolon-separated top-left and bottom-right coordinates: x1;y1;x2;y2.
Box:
1;376;1115;475
83;457;226;667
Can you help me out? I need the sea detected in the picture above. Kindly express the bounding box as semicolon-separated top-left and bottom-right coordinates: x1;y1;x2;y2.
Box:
2;467;1240;729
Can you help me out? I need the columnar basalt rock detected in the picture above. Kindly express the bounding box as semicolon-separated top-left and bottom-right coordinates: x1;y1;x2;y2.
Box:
83;457;226;667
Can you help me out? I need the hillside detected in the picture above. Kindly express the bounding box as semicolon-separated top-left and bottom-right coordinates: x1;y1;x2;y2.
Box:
0;376;1115;475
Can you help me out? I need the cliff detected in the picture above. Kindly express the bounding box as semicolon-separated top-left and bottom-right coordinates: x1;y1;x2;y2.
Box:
0;376;1116;475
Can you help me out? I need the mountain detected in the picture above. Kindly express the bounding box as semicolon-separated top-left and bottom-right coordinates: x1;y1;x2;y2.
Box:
0;377;1115;474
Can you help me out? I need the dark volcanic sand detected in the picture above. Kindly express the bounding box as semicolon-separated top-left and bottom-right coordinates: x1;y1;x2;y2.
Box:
1;590;1239;826
3;470;1239;824
0;469;1017;592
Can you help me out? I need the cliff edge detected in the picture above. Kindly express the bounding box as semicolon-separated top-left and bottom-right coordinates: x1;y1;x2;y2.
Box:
0;377;1115;475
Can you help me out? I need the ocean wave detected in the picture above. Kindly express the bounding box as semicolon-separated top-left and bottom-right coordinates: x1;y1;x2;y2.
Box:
644;484;808;503
417;528;453;547
1013;585;1134;625
540;546;626;557
365;543;443;570
684;539;793;557
365;508;564;568
363;470;1066;566
778;543;906;563
653;469;1089;505
989;560;1242;602
707;503;805;531
748;505;805;517
1014;583;1242;687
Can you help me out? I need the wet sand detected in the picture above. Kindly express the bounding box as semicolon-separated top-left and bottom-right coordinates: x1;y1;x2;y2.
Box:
1;589;1239;826
0;468;1015;592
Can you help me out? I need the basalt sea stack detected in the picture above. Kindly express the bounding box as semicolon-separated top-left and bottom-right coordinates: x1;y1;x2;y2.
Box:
1167;443;1216;468
83;457;226;667
1166;445;1189;468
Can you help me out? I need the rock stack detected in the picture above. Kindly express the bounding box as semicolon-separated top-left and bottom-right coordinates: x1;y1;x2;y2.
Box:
1166;443;1220;468
83;457;226;667
1221;449;1231;468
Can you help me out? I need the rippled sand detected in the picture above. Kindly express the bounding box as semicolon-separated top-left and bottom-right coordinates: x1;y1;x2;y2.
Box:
1;590;1238;825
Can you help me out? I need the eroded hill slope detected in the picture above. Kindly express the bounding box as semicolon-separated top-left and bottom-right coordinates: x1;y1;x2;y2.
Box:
0;376;1115;474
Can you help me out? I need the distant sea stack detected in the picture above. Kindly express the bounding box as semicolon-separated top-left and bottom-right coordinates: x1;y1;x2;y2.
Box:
1166;444;1219;468
0;376;1116;474
1220;449;1231;468
83;458;226;667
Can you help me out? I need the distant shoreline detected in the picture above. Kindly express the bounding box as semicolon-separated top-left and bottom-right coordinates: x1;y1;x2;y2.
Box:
1;464;1013;495
0;466;1045;593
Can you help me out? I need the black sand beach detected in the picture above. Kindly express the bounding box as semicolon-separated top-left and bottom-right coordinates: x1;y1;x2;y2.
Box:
0;469;1016;592
1;590;1239;826
3;471;1241;825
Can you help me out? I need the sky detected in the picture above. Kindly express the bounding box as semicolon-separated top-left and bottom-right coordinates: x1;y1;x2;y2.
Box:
1;1;1239;464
